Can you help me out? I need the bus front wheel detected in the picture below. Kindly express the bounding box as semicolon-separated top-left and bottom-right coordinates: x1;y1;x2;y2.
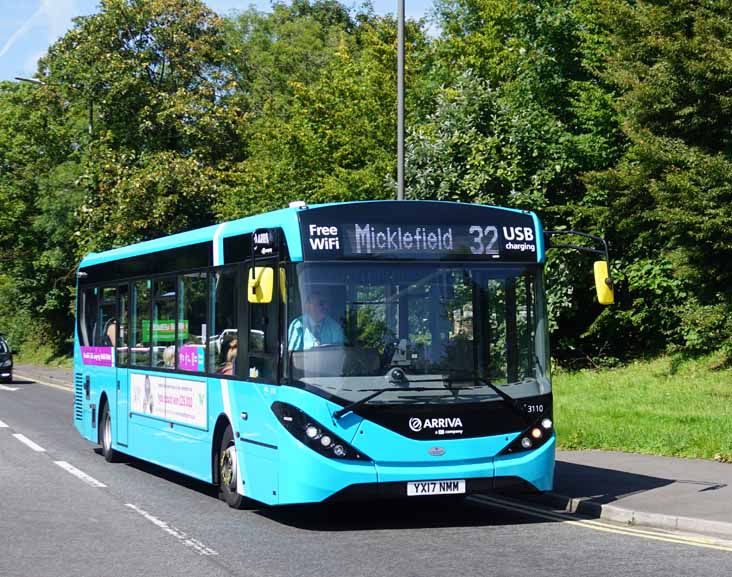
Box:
100;403;120;463
219;425;245;509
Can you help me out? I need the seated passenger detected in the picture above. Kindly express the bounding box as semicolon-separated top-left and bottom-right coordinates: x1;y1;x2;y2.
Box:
163;345;176;368
101;318;116;346
218;338;238;375
288;291;345;351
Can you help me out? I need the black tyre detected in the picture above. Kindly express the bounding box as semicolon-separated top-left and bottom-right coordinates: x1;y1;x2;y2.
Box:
219;424;245;509
100;403;121;463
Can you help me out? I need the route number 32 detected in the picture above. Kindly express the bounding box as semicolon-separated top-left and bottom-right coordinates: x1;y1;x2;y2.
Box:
469;225;499;255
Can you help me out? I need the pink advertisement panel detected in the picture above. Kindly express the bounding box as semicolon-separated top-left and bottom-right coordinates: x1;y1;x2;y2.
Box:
80;346;114;367
178;346;205;372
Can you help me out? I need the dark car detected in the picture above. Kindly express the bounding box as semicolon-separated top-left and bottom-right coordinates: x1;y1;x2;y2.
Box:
0;335;12;383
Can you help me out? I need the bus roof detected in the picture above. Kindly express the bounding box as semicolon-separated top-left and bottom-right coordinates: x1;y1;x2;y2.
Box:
78;200;544;271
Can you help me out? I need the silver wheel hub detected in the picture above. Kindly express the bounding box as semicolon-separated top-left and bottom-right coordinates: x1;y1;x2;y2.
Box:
221;444;237;489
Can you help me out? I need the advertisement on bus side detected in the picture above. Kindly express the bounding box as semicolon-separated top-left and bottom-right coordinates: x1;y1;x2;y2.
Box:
130;373;207;428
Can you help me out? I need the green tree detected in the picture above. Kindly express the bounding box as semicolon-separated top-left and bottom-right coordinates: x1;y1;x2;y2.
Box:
40;0;243;250
0;0;244;352
217;6;427;217
0;80;85;349
409;0;625;362
585;0;732;357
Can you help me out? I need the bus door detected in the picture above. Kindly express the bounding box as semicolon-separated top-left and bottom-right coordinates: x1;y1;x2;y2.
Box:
115;283;130;446
248;228;283;383
246;256;281;382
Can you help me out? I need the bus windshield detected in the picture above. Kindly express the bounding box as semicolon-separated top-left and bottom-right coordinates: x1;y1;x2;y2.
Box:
286;262;550;407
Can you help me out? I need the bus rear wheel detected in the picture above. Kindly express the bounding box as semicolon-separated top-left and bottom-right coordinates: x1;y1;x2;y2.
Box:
100;403;120;463
219;424;245;509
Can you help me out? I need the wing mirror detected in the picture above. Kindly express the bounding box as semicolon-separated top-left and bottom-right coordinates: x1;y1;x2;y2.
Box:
248;267;274;303
593;261;615;305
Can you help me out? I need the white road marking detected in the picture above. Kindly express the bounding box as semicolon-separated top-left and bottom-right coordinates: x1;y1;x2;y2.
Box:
54;461;107;488
13;372;73;392
125;503;218;556
0;384;19;391
0;419;8;428
12;433;46;452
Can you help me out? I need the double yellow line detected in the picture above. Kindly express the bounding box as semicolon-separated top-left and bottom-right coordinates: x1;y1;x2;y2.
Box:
471;494;732;553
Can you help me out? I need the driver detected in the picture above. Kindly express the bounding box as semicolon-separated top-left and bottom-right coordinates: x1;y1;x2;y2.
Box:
288;290;345;351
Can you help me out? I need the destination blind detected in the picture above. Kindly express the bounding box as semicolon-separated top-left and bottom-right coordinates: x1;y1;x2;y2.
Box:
298;202;540;262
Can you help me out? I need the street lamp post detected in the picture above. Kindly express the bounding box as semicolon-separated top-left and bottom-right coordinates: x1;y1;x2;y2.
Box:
16;76;96;196
15;76;94;140
397;0;405;201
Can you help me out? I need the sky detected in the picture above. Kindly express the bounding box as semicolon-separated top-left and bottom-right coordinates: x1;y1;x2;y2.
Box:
0;0;434;82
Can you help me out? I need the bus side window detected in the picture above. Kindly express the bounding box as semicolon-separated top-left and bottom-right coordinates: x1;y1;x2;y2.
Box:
152;278;176;368
131;280;151;367
99;287;117;347
80;287;98;347
118;284;130;366
208;268;238;376
177;272;207;373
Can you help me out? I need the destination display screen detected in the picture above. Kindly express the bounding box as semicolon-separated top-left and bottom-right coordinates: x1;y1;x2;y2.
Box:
298;202;540;262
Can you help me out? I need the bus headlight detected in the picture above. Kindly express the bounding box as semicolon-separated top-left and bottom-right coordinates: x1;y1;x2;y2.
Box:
271;402;371;462
499;416;554;455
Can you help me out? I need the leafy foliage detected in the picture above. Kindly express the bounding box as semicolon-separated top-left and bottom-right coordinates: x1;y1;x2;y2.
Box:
583;0;732;358
215;5;423;218
0;0;730;366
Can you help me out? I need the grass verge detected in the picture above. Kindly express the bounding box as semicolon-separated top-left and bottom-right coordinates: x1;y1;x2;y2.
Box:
554;354;732;462
14;343;73;369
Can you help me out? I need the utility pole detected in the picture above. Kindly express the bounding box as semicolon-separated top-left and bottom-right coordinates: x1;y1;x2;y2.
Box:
397;0;405;200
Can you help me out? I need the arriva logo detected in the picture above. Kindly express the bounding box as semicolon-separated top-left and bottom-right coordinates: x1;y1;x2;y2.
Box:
408;417;463;432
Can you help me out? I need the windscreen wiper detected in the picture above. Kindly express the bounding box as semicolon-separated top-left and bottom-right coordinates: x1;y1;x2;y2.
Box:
450;376;530;424
333;387;444;420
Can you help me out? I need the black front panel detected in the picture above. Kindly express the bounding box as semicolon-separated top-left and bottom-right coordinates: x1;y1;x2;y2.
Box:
223;233;251;264
224;229;289;264
253;228;279;257
299;202;538;262
356;394;552;440
78;241;212;285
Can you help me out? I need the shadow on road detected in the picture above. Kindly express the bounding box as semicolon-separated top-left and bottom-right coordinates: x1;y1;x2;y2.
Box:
256;496;553;531
553;460;674;505
96;451;685;531
101;451;556;530
96;450;221;499
2;377;38;386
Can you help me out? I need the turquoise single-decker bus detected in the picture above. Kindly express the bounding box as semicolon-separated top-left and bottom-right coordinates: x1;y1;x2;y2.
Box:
73;200;613;507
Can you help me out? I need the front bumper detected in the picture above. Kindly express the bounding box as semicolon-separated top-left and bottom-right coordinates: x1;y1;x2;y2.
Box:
275;432;555;504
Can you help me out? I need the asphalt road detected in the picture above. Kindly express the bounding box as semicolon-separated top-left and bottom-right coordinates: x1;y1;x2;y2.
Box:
2;374;732;577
